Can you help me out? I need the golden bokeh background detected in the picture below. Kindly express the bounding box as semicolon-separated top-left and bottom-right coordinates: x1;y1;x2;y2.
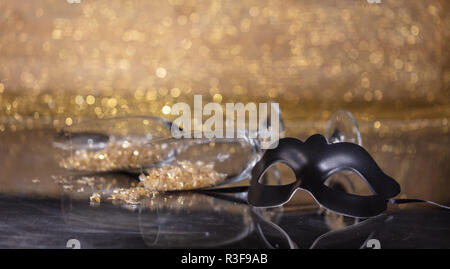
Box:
0;0;449;205
1;0;449;124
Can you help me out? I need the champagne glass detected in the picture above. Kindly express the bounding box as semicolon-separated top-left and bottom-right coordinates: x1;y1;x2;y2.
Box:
53;116;176;173
53;103;285;182
325;109;362;146
53;109;360;192
322;109;362;222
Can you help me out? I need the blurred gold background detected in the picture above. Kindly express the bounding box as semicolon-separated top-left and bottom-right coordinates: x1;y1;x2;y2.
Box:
1;0;449;125
0;0;449;204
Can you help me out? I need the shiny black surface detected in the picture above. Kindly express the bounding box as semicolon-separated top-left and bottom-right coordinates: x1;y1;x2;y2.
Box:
0;127;449;249
1;192;449;249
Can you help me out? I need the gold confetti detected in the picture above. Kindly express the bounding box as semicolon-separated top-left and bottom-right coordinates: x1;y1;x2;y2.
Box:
90;192;101;204
139;160;227;191
58;140;176;172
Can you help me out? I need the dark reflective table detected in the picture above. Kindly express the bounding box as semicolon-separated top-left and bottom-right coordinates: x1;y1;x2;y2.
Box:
0;123;449;249
1;192;449;249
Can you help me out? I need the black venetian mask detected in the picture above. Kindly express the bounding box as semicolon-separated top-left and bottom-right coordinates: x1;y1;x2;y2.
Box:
248;134;401;218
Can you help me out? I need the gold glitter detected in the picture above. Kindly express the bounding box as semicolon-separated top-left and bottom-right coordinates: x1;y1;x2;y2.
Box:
213;93;222;103
139;160;227;191
75;95;84;105
90;192;101;204
162;105;171;114
156;67;167;78
86;95;95;105
58;140;176;172
53;160;225;204
107;98;118;108
63;185;73;191
170;88;181;98
374;121;381;129
109;187;153;205
65;117;73;126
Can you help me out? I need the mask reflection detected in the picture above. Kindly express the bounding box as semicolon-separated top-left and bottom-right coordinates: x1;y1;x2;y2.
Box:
57;173;394;249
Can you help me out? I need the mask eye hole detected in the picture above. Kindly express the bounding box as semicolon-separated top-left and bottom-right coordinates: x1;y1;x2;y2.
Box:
258;163;298;186
325;170;374;196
